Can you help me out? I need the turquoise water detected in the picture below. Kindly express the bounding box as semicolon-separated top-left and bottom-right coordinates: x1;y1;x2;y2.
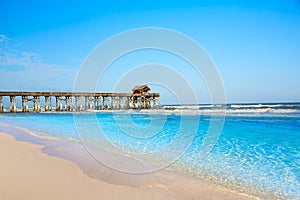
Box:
0;103;299;199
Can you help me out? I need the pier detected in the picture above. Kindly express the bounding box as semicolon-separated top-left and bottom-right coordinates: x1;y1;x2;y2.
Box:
0;85;160;113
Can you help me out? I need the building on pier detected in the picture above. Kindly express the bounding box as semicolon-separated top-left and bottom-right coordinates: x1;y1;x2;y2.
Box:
0;85;160;113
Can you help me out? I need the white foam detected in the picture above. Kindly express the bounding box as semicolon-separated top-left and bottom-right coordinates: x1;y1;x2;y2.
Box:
160;105;299;116
230;104;287;108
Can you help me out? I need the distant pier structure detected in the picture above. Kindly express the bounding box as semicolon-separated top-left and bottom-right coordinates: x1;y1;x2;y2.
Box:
0;85;160;113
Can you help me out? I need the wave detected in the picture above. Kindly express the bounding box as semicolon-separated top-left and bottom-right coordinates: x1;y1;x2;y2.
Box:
162;103;300;116
229;103;300;110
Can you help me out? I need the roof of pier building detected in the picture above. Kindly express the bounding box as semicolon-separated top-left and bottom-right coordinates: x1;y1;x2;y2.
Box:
132;85;151;94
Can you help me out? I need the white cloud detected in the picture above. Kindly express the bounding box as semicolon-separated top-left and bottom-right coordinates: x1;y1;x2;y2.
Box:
0;34;77;91
0;34;43;68
0;34;9;43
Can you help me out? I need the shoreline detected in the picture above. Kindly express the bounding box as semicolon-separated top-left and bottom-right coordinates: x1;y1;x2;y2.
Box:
0;123;275;200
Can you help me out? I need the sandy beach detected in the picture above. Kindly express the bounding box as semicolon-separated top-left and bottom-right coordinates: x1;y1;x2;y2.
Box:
0;127;260;200
0;132;176;200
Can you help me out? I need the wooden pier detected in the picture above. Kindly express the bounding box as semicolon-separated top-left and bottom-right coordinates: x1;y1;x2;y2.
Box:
0;85;160;113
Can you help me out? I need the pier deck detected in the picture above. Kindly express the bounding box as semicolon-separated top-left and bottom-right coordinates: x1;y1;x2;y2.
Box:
0;91;160;113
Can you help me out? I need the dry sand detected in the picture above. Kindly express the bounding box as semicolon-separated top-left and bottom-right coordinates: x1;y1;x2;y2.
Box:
0;131;259;200
0;132;174;200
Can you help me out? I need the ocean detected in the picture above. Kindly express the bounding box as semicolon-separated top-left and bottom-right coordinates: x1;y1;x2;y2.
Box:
0;102;299;199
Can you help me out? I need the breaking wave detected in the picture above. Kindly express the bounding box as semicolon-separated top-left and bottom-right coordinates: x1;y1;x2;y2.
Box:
162;103;300;116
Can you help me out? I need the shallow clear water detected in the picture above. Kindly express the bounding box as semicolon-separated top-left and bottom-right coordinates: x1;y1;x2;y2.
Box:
0;103;299;199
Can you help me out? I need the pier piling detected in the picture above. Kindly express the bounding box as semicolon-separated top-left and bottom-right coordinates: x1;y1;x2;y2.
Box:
9;96;17;113
0;96;3;112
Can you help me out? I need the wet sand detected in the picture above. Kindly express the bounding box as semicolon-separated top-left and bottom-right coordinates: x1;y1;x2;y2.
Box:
0;124;259;200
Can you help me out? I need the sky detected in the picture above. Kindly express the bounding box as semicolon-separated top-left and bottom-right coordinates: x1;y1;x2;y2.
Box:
0;0;300;104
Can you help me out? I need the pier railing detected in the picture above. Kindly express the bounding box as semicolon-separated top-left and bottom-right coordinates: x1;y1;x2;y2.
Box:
0;92;160;113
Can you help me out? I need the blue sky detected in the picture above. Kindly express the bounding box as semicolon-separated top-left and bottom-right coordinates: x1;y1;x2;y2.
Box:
0;0;300;104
